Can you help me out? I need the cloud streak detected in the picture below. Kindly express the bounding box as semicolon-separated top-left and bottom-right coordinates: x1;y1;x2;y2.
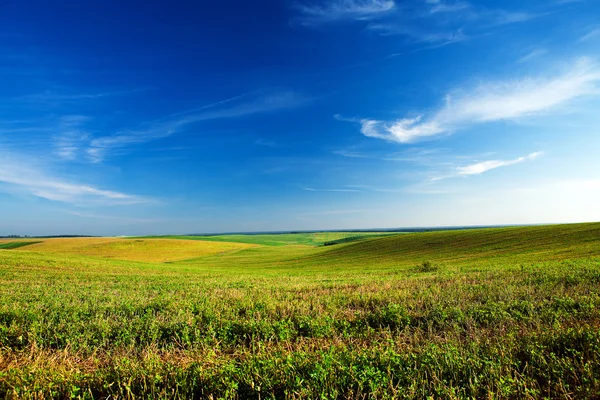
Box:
73;89;309;163
303;187;359;192
293;0;395;25
431;151;543;181
518;48;548;63
53;116;92;161
350;1;536;45
293;0;537;44
16;88;145;103
0;149;148;205
346;58;600;143
580;28;600;42
457;151;543;175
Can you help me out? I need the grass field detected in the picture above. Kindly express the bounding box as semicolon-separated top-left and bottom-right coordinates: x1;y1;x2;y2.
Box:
142;231;399;247
6;238;256;262
1;223;600;398
0;241;40;250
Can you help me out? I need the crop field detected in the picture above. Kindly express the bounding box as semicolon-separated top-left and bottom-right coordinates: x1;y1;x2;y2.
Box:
143;231;399;247
7;238;256;263
1;223;600;399
0;242;40;250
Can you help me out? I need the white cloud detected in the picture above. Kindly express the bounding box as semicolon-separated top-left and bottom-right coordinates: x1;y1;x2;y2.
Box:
518;48;548;63
365;1;536;44
0;150;148;205
15;89;147;105
368;23;469;45
293;0;395;25
580;28;600;42
429;1;470;14
349;58;600;143
489;10;535;25
303;187;359;192
53;116;92;161
83;90;309;163
298;208;373;216
360;117;445;143
54;131;90;160
457;151;543;175
65;211;161;223
291;0;538;50
255;139;280;148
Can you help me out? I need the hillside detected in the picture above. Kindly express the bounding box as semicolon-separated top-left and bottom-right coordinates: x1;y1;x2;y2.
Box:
1;223;599;398
313;222;600;266
7;237;255;262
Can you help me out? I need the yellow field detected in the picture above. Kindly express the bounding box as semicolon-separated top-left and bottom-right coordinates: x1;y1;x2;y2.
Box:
7;237;256;262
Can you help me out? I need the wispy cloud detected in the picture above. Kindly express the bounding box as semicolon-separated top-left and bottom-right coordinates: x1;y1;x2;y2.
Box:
19;90;132;102
488;10;536;25
457;151;543;175
343;58;600;143
13;89;148;107
427;0;470;14
298;208;373;216
580;28;600;42
368;23;469;45
79;89;309;162
518;48;548;63
333;145;449;164
292;0;395;25
345;184;404;193
255;139;281;148
366;1;537;44
0;149;148;205
292;0;536;43
333;149;371;158
553;0;586;4
53;115;91;161
431;151;543;181
303;187;359;192
54;131;91;160
65;210;161;223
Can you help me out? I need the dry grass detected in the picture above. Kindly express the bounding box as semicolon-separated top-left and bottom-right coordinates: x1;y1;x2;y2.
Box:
11;238;256;262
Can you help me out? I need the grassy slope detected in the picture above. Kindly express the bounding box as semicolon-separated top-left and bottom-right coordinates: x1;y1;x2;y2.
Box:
142;231;399;246
174;222;600;275
311;222;600;266
0;241;40;250
1;223;599;399
10;237;255;262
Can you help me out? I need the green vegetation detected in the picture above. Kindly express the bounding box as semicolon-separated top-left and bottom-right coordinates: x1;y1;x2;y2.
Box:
0;241;40;250
142;231;399;246
8;237;255;262
1;223;600;398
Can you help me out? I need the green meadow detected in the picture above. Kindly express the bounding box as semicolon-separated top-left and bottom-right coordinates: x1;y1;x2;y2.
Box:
1;223;600;399
0;242;40;250
142;231;398;247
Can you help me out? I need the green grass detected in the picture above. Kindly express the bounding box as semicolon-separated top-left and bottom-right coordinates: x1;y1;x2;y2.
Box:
310;223;600;266
0;241;40;250
142;231;400;246
1;223;600;399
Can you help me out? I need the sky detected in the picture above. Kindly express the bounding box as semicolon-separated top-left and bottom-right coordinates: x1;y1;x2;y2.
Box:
1;0;600;236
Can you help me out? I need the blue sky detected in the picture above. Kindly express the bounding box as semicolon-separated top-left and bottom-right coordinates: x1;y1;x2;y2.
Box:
1;0;600;235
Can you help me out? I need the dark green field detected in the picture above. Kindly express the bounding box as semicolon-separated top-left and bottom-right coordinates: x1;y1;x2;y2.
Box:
142;231;399;247
1;223;600;399
0;242;40;250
